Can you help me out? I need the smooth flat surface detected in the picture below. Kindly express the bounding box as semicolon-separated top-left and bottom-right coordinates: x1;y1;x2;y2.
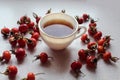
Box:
0;0;120;80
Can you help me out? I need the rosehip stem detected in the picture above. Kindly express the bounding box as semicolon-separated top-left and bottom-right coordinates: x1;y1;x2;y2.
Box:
110;57;119;62
0;56;3;61
35;72;45;76
85;38;90;44
91;45;97;51
21;78;26;80
96;53;102;60
61;9;65;13
91;18;99;23
33;12;38;19
10;50;15;54
48;56;54;60
32;55;40;62
2;33;10;37
0;69;9;75
74;70;85;78
46;8;51;14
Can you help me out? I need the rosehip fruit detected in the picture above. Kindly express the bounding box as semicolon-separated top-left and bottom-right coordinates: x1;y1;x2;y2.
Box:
19;15;31;24
81;34;90;43
97;45;106;53
33;52;52;64
88;27;97;36
27;21;35;29
21;72;44;80
1;50;11;62
9;36;17;47
27;38;37;50
87;42;97;51
103;36;111;43
82;13;89;22
75;16;84;24
93;31;102;40
89;22;97;28
97;38;105;46
98;38;110;48
78;49;88;61
71;60;82;72
10;27;19;35
19;24;28;33
31;32;40;40
17;37;26;47
89;19;97;27
86;56;97;68
11;48;26;61
1;27;10;37
0;65;18;77
27;72;35;80
103;51;119;62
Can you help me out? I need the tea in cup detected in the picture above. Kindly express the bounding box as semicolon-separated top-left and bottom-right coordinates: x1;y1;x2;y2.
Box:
39;13;87;50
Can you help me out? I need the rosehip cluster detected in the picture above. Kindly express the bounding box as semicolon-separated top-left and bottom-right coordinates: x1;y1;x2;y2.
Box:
75;13;90;24
0;13;41;64
77;17;119;70
0;11;49;80
1;13;41;50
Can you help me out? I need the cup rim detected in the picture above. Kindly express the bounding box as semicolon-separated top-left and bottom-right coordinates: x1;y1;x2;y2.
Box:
39;13;78;39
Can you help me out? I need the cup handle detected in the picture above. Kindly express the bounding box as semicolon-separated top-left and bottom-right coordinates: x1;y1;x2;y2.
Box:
75;25;87;39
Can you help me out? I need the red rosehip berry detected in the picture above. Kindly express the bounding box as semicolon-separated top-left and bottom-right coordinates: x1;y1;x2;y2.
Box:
10;27;19;35
27;21;35;29
82;13;89;22
27;72;35;80
88;27;97;36
19;15;31;24
15;48;26;61
0;50;11;62
9;36;17;47
87;42;97;51
89;19;97;27
103;36;111;43
71;60;82;72
31;32;40;40
97;45;106;53
19;24;29;34
1;27;10;37
93;31;102;41
98;38;110;48
81;34;90;43
33;52;53;64
103;51;119;62
11;48;26;61
86;56;97;68
78;49;88;61
97;38;105;46
27;38;37;50
21;72;44;80
17;37;26;47
75;16;84;24
89;23;97;28
0;65;18;77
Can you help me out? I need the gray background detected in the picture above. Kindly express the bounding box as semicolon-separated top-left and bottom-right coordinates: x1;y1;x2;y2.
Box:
0;0;120;80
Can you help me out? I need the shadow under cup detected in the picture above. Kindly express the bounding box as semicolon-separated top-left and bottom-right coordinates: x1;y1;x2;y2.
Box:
39;13;79;50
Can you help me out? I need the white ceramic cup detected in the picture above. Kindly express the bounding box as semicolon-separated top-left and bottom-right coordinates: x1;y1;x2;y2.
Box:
39;13;87;50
